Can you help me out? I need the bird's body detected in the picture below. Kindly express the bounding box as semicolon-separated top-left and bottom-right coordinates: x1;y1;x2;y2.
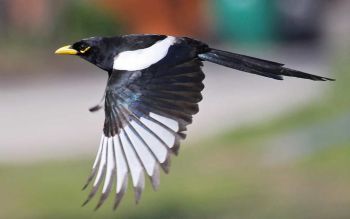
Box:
55;34;333;210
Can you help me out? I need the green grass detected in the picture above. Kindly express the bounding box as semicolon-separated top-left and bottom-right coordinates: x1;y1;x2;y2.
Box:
1;57;349;219
1;132;349;219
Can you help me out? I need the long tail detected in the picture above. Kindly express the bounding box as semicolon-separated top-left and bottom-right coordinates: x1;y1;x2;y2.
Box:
198;48;334;81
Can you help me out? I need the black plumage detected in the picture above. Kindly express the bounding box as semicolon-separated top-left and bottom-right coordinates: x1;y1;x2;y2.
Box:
55;34;334;210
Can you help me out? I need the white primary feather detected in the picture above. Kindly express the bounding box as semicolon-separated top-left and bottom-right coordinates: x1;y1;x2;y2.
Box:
119;130;144;187
93;137;108;187
130;120;168;162
92;135;105;169
113;36;176;71
150;112;179;132
124;125;157;176
102;138;115;193
140;117;175;148
113;136;128;194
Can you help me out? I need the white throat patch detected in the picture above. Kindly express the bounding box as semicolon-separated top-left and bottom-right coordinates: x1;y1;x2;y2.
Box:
113;36;176;71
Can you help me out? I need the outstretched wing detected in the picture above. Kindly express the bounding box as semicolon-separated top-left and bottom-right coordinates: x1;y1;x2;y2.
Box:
82;39;205;209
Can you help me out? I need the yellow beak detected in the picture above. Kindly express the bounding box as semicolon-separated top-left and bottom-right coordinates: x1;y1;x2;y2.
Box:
55;45;78;55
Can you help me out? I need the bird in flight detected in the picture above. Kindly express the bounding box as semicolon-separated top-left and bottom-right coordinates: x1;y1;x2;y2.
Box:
55;34;333;210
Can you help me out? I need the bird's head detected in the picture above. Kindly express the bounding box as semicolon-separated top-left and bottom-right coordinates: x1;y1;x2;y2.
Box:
55;37;117;72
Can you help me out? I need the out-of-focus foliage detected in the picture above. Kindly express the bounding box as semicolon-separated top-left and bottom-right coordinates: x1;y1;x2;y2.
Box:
0;0;122;47
54;0;122;42
0;59;349;219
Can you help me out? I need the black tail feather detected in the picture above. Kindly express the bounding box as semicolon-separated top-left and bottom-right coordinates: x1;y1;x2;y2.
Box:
198;48;334;81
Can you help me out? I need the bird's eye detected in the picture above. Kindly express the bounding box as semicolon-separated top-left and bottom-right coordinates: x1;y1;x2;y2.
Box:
79;45;91;54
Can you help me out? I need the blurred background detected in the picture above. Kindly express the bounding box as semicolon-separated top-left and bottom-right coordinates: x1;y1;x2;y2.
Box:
0;0;349;218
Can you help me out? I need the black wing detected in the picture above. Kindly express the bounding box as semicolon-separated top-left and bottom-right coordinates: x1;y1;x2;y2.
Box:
82;39;205;209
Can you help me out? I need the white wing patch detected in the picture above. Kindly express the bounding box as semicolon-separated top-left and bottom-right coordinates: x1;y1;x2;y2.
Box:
84;111;183;209
130;120;168;162
140;117;175;147
93;137;108;187
124;125;157;176
113;136;128;194
119;130;144;188
92;136;105;169
102;138;115;193
150;112;179;132
113;36;176;71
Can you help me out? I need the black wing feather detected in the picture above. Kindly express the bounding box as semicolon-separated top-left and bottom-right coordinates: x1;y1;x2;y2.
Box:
84;38;205;209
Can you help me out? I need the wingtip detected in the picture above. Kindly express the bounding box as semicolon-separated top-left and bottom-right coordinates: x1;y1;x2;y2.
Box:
113;195;123;210
113;194;123;211
82;167;99;191
81;199;90;207
113;174;128;210
94;202;103;211
113;191;126;210
150;165;160;191
82;182;89;191
94;192;110;211
133;184;144;205
171;140;180;155
160;153;171;174
82;193;93;207
178;132;187;140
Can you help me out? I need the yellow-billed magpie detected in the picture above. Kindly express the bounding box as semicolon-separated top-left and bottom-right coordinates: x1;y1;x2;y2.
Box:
55;34;333;210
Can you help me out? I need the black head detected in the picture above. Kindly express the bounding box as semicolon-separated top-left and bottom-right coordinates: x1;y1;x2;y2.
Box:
55;37;119;72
